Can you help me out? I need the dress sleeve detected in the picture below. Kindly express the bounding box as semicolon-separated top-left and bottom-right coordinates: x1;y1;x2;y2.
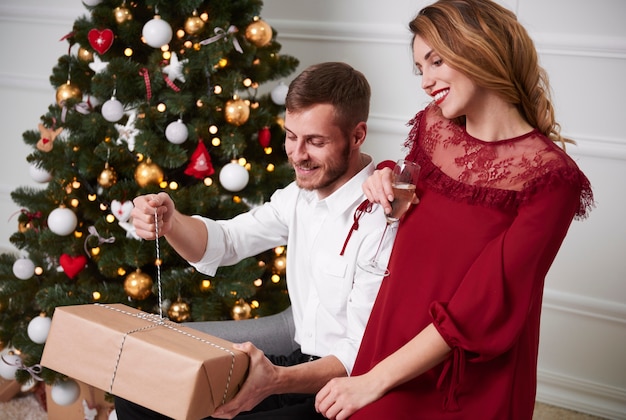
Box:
431;175;581;361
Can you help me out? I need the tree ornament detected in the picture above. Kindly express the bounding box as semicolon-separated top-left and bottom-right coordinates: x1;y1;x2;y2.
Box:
142;15;173;48
270;82;288;105
97;162;117;188
101;97;124;122
59;254;88;279
56;81;83;106
115;110;139;151
245;18;273;47
224;97;250;126
184;141;214;179
47;206;78;236
124;269;153;300
111;200;133;223
87;28;114;55
219;160;249;192
89;55;109;74
168;299;191;322
29;162;52;183
77;46;94;62
0;350;21;380
27;314;52;344
12;258;35;280
184;11;205;35
36;123;63;152
231;299;252;320
162;52;188;84
134;158;164;187
113;5;133;24
51;378;81;406
165;119;188;144
258;126;271;148
82;0;103;6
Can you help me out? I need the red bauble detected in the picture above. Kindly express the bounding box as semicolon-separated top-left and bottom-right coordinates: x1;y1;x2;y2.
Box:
184;140;215;179
258;126;271;148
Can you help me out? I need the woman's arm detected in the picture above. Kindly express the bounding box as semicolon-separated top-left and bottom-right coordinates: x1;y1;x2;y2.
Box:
315;323;450;420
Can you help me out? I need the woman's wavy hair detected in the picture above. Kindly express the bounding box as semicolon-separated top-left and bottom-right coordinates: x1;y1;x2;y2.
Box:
410;0;571;146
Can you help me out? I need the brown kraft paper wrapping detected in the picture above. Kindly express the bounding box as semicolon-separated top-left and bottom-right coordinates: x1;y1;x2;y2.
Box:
41;303;249;420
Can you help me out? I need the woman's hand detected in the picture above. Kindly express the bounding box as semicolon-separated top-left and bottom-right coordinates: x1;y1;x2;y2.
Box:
130;192;175;239
362;167;395;215
315;374;384;420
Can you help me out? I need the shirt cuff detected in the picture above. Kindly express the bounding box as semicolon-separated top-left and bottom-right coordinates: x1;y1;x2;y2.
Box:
188;216;226;276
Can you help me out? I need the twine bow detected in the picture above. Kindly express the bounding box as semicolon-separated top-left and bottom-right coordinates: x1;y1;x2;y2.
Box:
1;355;43;382
200;26;243;53
84;225;116;256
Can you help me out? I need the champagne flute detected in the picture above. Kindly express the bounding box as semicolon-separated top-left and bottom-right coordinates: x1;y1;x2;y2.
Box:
358;159;420;276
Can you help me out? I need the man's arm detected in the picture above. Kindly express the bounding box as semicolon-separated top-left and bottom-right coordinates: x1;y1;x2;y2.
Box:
211;342;346;419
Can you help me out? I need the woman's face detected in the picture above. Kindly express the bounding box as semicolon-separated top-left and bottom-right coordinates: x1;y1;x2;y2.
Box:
412;35;483;120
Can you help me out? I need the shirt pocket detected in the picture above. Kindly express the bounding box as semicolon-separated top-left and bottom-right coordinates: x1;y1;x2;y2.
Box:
317;257;350;310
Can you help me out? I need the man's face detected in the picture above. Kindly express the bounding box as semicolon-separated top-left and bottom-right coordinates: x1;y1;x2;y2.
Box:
284;104;351;198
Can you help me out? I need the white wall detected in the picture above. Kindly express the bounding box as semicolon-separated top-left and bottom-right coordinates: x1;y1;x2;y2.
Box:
1;1;624;418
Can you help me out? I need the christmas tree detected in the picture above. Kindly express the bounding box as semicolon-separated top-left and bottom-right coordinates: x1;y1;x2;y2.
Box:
0;0;297;387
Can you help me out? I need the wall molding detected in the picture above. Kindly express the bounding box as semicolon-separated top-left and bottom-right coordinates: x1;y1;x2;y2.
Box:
543;288;626;326
537;369;626;419
538;289;626;418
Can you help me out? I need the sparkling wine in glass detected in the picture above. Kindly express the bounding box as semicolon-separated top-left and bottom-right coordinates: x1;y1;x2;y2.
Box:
358;159;420;276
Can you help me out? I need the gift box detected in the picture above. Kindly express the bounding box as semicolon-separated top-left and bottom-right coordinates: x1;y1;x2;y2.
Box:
41;303;249;420
45;379;114;420
0;377;21;402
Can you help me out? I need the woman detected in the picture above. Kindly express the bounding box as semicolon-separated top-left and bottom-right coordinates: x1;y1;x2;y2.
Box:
315;0;593;419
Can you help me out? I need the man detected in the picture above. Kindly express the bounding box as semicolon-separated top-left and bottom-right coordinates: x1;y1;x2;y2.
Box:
115;62;394;419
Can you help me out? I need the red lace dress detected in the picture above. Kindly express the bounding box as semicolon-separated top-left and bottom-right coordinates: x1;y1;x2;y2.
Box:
350;103;593;419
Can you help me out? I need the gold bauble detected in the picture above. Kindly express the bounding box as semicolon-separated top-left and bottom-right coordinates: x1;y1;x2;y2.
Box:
56;81;82;106
18;221;31;233
231;298;252;321
168;300;191;322
113;6;133;24
123;269;153;300
134;158;164;188
77;47;94;62
97;163;117;188
245;19;273;47
224;98;250;126
184;14;205;35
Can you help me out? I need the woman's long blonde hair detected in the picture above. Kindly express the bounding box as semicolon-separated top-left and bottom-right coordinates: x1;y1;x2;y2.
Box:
410;0;572;146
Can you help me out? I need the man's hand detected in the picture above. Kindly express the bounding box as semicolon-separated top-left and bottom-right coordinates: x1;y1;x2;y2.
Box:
211;342;280;419
131;192;175;239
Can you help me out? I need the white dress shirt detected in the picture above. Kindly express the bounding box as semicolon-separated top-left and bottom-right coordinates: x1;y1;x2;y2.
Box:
189;156;394;374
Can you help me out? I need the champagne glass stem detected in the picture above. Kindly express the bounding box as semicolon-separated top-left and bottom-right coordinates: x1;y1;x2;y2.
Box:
371;222;391;270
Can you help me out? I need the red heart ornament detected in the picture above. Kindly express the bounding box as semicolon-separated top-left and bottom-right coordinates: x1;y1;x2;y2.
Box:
88;28;114;55
60;254;87;279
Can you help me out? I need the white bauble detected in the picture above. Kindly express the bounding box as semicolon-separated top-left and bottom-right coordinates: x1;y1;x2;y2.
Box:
82;0;103;6
0;351;21;380
12;258;35;280
219;162;249;192
165;119;188;144
48;207;78;236
142;17;173;48
27;315;52;344
51;379;81;406
101;98;124;122
29;163;52;183
271;82;289;105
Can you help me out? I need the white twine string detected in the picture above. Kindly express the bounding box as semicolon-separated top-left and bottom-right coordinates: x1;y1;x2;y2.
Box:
154;207;163;319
